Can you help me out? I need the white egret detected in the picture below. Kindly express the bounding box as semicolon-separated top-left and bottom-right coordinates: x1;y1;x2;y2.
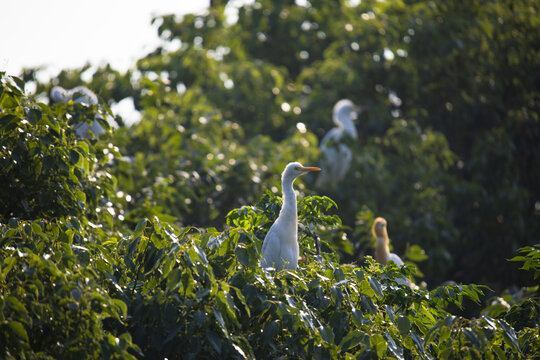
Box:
51;85;105;138
316;99;364;188
372;217;413;287
261;162;321;270
51;85;99;105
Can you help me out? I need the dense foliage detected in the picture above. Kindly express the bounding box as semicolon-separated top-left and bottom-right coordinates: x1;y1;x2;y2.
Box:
2;0;539;358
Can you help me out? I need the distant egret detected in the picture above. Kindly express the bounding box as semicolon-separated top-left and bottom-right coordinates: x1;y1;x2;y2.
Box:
51;85;98;105
51;85;105;138
372;217;412;287
316;99;364;188
261;162;320;270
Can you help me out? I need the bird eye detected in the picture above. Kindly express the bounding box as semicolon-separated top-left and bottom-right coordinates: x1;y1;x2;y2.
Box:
294;166;301;170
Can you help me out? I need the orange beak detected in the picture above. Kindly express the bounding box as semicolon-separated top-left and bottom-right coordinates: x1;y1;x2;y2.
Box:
299;166;321;172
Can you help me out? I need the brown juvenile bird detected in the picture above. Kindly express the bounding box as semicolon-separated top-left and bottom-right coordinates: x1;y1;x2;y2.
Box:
372;217;413;287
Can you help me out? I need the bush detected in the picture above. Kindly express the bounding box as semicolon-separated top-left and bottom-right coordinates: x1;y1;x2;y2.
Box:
2;0;539;357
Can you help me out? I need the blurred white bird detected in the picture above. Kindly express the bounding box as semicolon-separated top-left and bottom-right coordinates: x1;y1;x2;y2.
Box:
372;217;413;287
261;162;321;270
51;85;98;105
316;99;364;188
51;85;105;138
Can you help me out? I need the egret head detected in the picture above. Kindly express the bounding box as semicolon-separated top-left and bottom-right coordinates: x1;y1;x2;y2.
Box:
372;217;388;238
282;162;321;182
332;99;365;139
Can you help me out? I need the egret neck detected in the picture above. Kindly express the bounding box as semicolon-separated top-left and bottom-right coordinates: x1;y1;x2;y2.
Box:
279;170;299;246
374;226;389;265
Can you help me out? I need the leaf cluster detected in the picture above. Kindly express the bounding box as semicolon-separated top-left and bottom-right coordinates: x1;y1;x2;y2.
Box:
2;0;540;357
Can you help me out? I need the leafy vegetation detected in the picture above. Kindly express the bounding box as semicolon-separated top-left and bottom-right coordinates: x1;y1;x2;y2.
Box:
2;0;539;358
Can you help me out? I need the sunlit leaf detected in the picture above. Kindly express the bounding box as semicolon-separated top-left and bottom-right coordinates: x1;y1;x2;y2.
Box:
8;321;29;342
319;325;335;344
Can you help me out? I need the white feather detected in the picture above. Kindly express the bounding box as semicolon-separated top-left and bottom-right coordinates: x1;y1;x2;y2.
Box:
51;85;105;138
261;162;320;270
316;99;360;188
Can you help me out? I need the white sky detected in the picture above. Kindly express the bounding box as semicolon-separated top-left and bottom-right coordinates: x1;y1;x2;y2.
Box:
0;0;210;77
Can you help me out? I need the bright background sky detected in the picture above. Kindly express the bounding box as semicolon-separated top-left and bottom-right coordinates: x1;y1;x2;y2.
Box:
1;0;211;78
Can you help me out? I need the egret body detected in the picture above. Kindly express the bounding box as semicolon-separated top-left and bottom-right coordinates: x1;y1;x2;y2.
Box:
261;162;320;270
51;85;105;138
316;99;363;188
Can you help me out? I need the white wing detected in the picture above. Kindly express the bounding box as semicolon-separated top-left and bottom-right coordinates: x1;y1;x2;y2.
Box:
388;252;404;266
317;127;354;187
388;252;411;286
281;240;299;270
335;144;352;182
317;130;340;187
261;225;281;269
53;86;105;138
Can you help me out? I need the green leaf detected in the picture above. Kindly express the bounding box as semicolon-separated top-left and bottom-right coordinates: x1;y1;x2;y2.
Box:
217;290;239;326
111;298;128;318
493;345;507;359
77;141;90;155
69;149;81;165
308;278;321;289
439;325;451;343
351;307;363;327
235;245;249;267
0;114;20;127
6;296;28;315
355;269;365;282
126;236;141;261
262;320;279;344
368;276;383;298
361;295;377;315
31;222;43;235
75;190;86;202
509;256;527;262
231;343;248;360
334;268;345;282
212;307;229;338
339;330;364;351
331;285;343;306
8;321;29;342
498;319;520;353
385;333;404;360
133;219;148;238
189;245;207;266
319;325;335;344
405;244;428;262
11;76;25;92
166;268;182;291
26;107;42;124
71;288;82;301
385;305;395;322
206;329;222;353
396;316;410;335
463;328;480;348
370;334;387;358
410;331;424;354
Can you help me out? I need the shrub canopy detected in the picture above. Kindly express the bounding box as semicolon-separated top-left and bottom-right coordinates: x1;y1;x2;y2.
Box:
2;0;539;358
